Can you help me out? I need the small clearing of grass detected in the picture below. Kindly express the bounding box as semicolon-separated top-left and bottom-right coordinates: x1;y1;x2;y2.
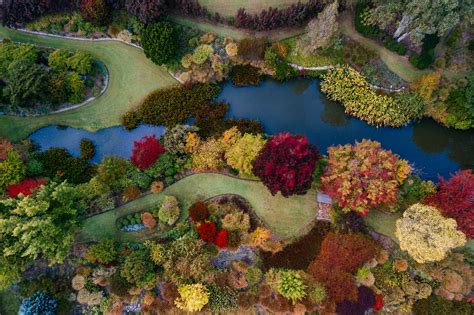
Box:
0;289;21;315
77;173;318;243
198;0;309;17
282;36;342;67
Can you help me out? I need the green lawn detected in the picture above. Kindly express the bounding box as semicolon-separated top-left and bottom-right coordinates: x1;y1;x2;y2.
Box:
199;0;308;17
77;173;318;243
0;27;178;141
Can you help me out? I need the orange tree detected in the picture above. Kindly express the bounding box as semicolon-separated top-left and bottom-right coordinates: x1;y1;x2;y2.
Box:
321;139;411;215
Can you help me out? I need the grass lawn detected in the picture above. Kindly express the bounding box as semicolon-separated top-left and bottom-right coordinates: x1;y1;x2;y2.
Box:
0;289;21;315
339;14;429;83
172;15;305;42
0;27;178;141
199;0;308;17
77;173;318;243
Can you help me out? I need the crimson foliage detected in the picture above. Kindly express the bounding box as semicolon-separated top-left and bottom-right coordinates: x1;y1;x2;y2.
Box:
125;0;167;24
425;170;474;238
130;135;165;170
189;201;209;222
6;178;47;198
253;133;319;197
197;221;217;243
214;229;228;248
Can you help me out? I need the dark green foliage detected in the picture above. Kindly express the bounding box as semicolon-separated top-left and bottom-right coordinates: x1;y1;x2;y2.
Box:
38;147;94;184
312;156;328;190
97;156;128;189
393;92;425;121
120;249;156;287
110;272;132;297
145;152;176;179
397;175;436;210
469;40;474;51
355;2;407;56
126;165;152;189
80;138;95;160
230;65;262;86
4;60;48;106
412;294;474;315
409;34;439;69
86;240;117;264
121;111;142;130
142;21;179;66
275;61;297;81
207;284;238;313
444;75;474;129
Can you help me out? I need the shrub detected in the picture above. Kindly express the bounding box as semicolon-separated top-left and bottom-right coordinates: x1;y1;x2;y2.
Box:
38;148;93;184
277;270;307;304
85;240;117;265
230;64;262;86
191;44;213;65
145;152;177;179
189;201;209;222
237;38;266;60
412;294;474;315
321;139;411;215
141;212;157;229
121;111;142;130
142;21;178;66
336;286;375;315
122;186;141;202
395;203;466;263
207;284;237;313
425;170;474;238
26;159;44;177
245;267;263;287
119;249;155;287
80;138;95;160
215;229;229;248
0;138;14;160
221;211;250;233
158;195;180;226
6;178;46;198
97;157;127;188
19;291;58;315
191;138;224;172
253;133;319;197
197;221;217;243
80;0;109;25
162;125;200;162
0;149;26;190
175;283;209;312
321;66;421;127
130;135;165;170
150;181;164;193
224;132;266;176
309;283;327;304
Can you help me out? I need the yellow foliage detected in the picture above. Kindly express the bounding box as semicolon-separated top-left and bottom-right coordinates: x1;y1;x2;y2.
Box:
225;133;266;176
220;126;242;150
395;203;466;263
185;132;201;154
246;227;272;247
191;138;224;172
410;70;442;102
174;283;209;312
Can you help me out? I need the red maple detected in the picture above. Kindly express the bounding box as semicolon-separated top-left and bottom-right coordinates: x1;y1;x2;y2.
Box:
425;170;474;238
197;221;217;243
7;178;47;198
130;135;165;169
214;229;228;248
253;133;319;197
373;294;384;312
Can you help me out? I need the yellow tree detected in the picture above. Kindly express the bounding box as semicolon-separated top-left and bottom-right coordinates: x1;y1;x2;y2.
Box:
225;133;266;176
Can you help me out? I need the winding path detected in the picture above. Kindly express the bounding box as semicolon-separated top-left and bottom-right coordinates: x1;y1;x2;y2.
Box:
77;173;318;243
0;27;178;141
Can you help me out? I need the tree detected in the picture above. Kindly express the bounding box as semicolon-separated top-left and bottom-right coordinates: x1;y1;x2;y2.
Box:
297;0;339;55
66;71;85;103
162;125;199;162
4;60;47;106
224;133;266;176
80;0;110;25
85;240;117;265
120;249;156;286
365;0;472;46
0;181;85;289
47;49;70;72
425;170;474;238
19;291;58;315
67;51;93;75
130;135;165;169
97;156;128;188
253;133;319;197
175;283;209;312
80;138;96;160
158;195;180;226
192;138;225;172
0;149;26;190
125;0;167;23
277;270;307;305
321;140;411;216
142;21;179;66
395;203;466;263
39;147;94;184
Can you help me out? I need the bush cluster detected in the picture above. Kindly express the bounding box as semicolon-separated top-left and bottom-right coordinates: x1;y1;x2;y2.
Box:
230;65;262;86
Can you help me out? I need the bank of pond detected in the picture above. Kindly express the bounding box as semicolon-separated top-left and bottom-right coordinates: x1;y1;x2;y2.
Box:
29;79;474;181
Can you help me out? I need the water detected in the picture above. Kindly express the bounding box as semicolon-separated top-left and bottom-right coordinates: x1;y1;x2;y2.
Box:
29;124;166;163
219;79;474;180
29;78;473;180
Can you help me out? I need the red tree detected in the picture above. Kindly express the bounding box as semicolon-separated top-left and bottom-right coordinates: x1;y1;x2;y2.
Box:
6;178;47;198
130;135;165;170
197;221;217;243
425;170;474;238
252;133;319;197
214;229;228;248
308;232;379;303
80;0;109;25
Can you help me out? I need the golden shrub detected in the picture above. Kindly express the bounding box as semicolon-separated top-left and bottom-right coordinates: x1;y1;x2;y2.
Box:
225;42;239;57
71;275;85;291
141;212;157;229
150;181;164;194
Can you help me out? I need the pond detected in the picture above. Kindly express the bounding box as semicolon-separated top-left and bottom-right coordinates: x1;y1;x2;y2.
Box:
29;78;473;181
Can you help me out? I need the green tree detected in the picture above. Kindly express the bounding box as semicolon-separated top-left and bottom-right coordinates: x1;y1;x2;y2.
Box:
86;240;117;265
0;43;38;76
142;21;179;66
97;157;128;189
0;149;26;190
0;181;85;289
67;52;93;75
4;60;47;106
66;72;85;103
48;49;70;72
119;249;155;286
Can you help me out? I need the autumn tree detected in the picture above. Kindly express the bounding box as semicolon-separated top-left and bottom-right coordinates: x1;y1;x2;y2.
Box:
297;0;339;55
80;0;110;25
395;203;466;263
224;133;266;176
425;170;474;238
125;0;167;23
253;133;319;197
410;70;442;102
321;140;411;216
192;138;224;172
130;135;165;169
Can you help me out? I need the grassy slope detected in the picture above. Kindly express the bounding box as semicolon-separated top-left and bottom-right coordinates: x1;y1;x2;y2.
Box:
199;0;309;17
78;173;318;243
0;27;177;141
339;14;429;83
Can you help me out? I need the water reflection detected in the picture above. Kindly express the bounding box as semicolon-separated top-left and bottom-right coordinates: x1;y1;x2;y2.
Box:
320;94;350;127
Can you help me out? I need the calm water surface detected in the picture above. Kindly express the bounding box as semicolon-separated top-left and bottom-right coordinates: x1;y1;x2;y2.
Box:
29;78;473;180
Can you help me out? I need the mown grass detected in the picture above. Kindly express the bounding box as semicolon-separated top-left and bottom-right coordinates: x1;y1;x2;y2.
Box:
0;27;178;141
77;173;318;243
199;0;309;17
